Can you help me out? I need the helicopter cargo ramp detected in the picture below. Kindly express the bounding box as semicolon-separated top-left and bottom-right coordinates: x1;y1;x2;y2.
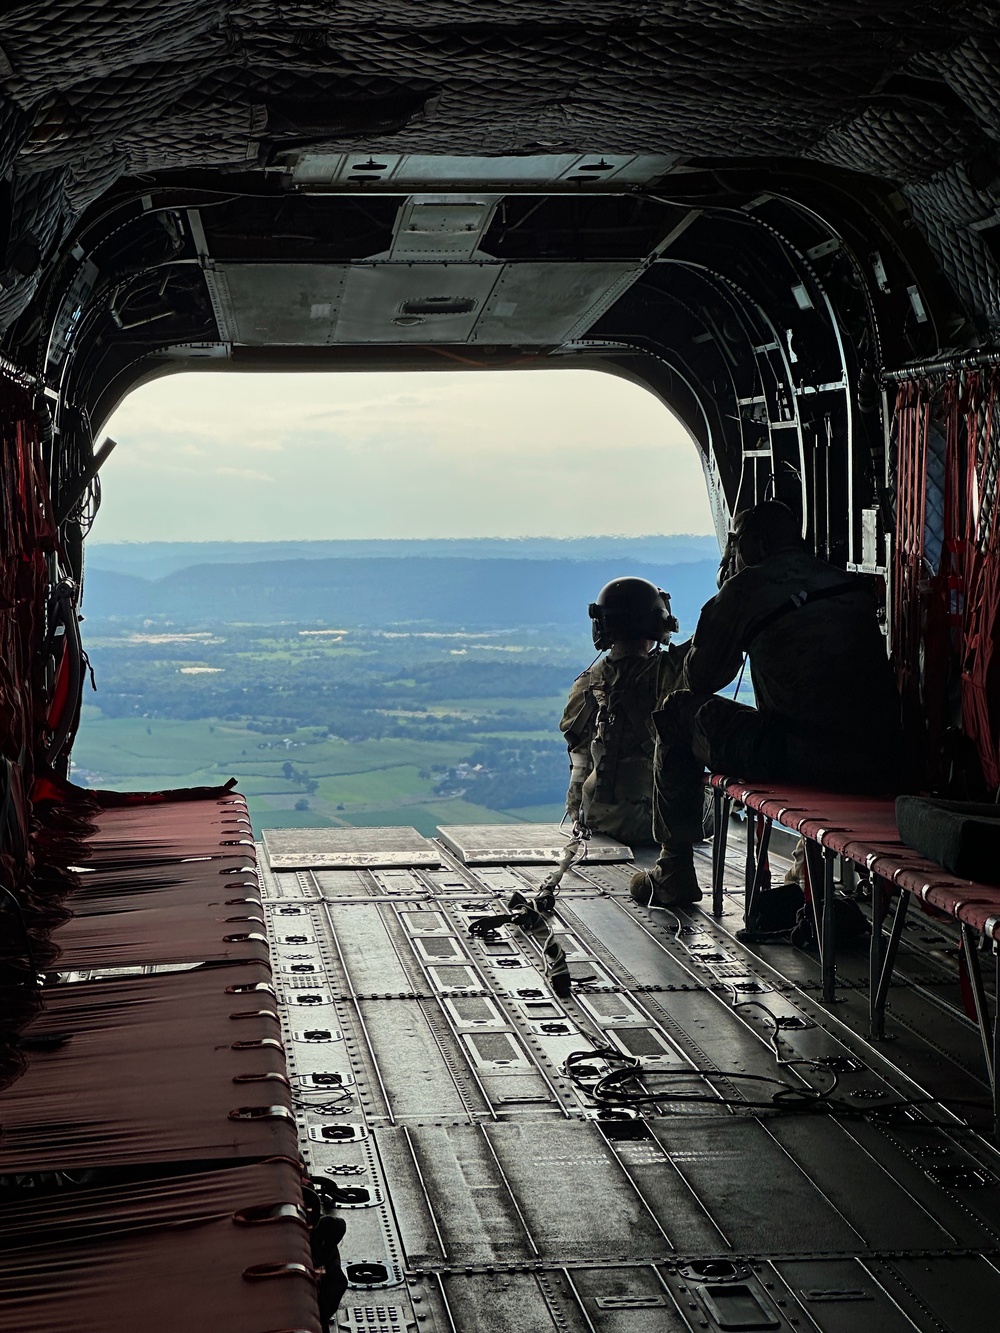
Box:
260;822;1000;1333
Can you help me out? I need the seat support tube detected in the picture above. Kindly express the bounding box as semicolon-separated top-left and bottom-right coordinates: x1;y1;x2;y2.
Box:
711;787;730;918
804;841;837;1002
822;846;837;1003
960;923;998;1130
869;878;908;1039
744;814;772;928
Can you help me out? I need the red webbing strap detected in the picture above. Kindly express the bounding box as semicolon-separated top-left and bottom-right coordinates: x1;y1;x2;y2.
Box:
12;393;57;789
894;370;1000;791
924;375;965;776
925;370;1000;790
0;381;51;786
959;368;1000;788
43;635;72;731
892;378;931;773
0;379;72;1078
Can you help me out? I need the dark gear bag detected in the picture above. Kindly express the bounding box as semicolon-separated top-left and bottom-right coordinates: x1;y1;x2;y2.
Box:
744;882;805;936
790;894;869;949
896;795;1000;884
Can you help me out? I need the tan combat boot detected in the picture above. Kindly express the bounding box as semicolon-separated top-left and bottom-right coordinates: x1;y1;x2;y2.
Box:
629;845;702;907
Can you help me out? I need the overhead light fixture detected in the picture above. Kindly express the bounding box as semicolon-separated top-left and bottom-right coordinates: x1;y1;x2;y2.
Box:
907;285;928;323
791;283;813;310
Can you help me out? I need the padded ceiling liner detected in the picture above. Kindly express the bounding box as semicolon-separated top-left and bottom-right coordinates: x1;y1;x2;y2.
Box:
1;4;1000;333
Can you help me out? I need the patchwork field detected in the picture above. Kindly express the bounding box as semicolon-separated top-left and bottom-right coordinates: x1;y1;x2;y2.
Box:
71;538;722;833
71;708;567;832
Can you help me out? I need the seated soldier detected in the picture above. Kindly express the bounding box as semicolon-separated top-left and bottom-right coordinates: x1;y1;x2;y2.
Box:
631;500;903;908
560;577;690;855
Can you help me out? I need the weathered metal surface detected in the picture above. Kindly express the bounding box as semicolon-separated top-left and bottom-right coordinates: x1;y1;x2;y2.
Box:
261;831;1000;1332
263;825;441;869
436;824;632;865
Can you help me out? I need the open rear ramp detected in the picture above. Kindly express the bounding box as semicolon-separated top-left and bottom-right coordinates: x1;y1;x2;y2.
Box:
259;823;1000;1333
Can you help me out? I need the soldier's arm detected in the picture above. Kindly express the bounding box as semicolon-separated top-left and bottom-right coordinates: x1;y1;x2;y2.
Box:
654;640;692;700
560;675;597;818
565;739;592;819
681;588;747;694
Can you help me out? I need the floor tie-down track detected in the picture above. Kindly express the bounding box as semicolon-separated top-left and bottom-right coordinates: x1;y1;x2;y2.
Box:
260;824;1000;1333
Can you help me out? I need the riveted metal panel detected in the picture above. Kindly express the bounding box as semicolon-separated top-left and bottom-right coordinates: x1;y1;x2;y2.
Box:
210;263;349;345
265;826;441;870
771;1258;919;1333
261;821;1000;1327
438;824;631;865
470;262;641;344
334;262;502;343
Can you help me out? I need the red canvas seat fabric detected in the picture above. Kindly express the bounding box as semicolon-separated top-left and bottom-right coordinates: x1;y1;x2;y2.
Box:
713;774;1000;938
68;854;257;884
65;879;261;914
31;786;265;970
49;900;269;969
0;963;295;1171
0;1159;321;1333
67;815;254;847
0;781;324;1332
47;813;253;858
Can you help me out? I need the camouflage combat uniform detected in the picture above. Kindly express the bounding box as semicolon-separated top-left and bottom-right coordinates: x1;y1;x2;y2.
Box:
561;644;689;847
651;549;904;846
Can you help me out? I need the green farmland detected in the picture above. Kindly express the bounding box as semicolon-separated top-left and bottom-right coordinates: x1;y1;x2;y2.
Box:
72;696;569;835
70;541;721;835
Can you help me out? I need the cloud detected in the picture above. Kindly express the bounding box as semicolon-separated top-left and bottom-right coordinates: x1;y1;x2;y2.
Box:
214;466;274;482
96;369;714;542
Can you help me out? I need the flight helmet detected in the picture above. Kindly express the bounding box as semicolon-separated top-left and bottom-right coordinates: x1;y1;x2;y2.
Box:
727;500;803;574
588;578;678;650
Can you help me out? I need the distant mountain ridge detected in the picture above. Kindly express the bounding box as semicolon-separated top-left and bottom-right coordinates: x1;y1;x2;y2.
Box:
86;535;719;582
83;553;719;632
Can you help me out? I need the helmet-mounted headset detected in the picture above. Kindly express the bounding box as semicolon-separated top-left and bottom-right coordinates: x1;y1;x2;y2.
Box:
588;578;678;651
719;500;803;585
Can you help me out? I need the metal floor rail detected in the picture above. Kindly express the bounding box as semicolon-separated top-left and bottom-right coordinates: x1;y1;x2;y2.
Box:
259;828;1000;1333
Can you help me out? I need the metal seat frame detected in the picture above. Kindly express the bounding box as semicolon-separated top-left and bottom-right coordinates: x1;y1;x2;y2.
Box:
709;775;1000;1130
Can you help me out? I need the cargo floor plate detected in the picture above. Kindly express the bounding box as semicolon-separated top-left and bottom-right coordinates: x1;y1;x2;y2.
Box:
258;827;1000;1333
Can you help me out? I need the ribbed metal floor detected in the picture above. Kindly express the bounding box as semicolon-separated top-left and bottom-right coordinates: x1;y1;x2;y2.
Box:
259;824;1000;1333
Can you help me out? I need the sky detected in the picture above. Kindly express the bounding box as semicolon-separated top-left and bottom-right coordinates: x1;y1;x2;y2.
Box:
95;368;714;542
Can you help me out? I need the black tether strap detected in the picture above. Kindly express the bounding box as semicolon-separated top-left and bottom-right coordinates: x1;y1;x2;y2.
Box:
741;580;860;651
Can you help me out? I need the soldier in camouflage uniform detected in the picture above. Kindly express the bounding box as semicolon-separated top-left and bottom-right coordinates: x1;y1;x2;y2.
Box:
560;578;689;850
632;501;903;909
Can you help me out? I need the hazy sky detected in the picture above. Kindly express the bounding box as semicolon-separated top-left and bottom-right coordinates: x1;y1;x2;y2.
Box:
96;368;714;542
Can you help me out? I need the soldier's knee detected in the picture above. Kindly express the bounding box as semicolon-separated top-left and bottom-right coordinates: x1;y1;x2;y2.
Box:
652;689;699;744
691;697;785;777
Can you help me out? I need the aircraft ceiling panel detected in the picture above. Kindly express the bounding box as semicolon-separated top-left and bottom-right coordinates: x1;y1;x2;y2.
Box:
207;258;645;348
207;264;350;346
470;261;641;344
332;262;503;343
289;151;678;190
